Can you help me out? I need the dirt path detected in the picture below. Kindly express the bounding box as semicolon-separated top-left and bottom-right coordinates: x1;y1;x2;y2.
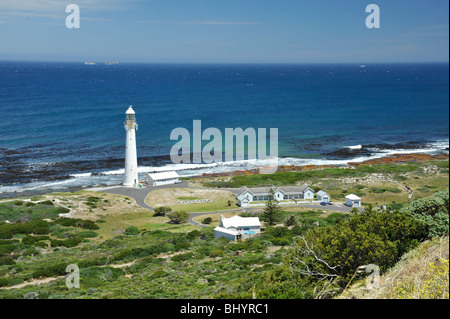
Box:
1;276;62;290
383;179;414;199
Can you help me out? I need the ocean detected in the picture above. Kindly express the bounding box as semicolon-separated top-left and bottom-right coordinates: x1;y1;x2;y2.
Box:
0;62;448;197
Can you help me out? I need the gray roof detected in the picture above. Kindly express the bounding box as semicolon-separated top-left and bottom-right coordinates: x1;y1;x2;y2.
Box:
236;184;313;196
317;190;330;197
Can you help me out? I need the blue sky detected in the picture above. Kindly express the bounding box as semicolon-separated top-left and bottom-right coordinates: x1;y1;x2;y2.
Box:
0;0;448;63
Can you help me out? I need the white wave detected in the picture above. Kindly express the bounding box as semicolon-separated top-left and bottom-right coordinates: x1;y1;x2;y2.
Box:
70;172;92;178
346;145;363;150
1;138;448;196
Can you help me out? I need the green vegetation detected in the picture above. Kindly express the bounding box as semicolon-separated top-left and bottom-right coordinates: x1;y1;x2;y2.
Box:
168;211;190;224
124;226;140;236
0;161;447;299
262;189;282;227
221;190;449;299
400;189;449;238
203;167;367;188
153;207;172;217
202;217;213;225
0;200;69;222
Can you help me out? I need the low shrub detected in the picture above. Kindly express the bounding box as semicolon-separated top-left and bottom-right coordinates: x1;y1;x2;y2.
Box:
209;249;224;258
124;226;140;236
171;252;194;262
202;217;213;225
77;231;98;238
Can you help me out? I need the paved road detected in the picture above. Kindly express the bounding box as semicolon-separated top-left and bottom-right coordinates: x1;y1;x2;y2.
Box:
91;181;190;211
90;182;361;228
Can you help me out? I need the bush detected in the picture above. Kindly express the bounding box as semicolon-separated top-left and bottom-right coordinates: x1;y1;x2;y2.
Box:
285;216;297;227
168;211;189;224
209;249;224;258
154;206;172;217
0;257;15;266
32;263;67;278
54;218;99;230
77;231;98;238
149;269;168;280
38;200;54;206
202;217;213;225
50;237;83;248
124;226;140;236
175;241;191;251
187;230;201;239
0;220;51;239
21;235;49;246
288;207;426;288
171;252;194;262
0;244;16;255
401;189;449;238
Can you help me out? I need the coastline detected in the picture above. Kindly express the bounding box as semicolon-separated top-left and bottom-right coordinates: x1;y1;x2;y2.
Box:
0;151;448;200
196;152;449;178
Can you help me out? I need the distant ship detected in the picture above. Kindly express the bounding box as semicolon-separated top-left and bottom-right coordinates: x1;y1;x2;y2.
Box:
359;64;367;68
84;61;96;65
104;61;119;65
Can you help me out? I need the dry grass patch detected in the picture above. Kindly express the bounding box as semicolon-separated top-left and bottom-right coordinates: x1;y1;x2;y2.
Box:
146;188;237;213
338;236;449;299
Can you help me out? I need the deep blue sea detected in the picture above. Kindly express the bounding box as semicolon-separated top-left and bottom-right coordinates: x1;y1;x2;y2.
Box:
0;62;448;196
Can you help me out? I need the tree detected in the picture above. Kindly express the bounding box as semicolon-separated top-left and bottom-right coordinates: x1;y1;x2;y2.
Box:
286;206;425;288
154;206;172;217
262;189;282;227
202;217;213;225
285;215;297;227
400;189;449;238
168;211;190;224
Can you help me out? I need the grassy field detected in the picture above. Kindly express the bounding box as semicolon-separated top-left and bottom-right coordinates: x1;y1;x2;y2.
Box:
146;188;238;213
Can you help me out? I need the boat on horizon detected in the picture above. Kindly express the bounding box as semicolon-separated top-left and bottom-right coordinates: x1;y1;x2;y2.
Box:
84;61;96;65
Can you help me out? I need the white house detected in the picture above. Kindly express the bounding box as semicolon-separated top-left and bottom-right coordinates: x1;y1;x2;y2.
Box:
146;171;180;186
235;184;315;207
345;194;362;207
214;215;261;241
317;190;331;203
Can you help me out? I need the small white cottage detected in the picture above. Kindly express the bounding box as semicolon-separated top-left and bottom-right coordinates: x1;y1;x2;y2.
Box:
345;194;362;207
146;171;180;186
317;190;331;203
214;215;261;241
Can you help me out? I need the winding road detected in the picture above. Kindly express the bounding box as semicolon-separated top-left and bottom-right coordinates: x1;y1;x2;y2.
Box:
90;183;358;228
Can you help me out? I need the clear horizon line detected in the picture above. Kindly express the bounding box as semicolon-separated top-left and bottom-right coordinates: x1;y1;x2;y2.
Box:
0;59;449;65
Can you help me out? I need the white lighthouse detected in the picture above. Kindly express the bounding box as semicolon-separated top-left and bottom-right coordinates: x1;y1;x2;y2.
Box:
123;105;139;187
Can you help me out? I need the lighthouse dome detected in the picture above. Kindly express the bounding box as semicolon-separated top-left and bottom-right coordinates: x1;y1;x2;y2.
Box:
126;105;135;115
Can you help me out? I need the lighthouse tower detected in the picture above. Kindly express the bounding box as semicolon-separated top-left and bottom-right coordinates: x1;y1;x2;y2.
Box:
123;105;139;187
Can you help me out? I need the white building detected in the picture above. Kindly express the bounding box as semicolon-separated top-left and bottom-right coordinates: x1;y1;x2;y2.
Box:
235;184;315;207
214;215;261;241
146;171;180;186
123;106;139;188
317;190;331;203
345;194;362;207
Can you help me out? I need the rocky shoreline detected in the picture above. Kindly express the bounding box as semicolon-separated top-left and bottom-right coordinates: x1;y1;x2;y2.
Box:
198;153;449;178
